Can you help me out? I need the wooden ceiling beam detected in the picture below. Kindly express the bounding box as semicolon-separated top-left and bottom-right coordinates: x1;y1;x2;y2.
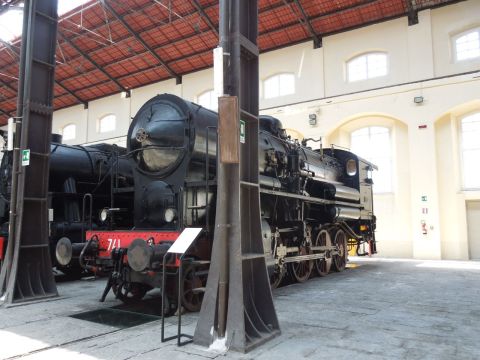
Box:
101;0;182;84
59;33;130;95
0;37;89;107
261;0;378;36
288;0;322;48
406;0;419;25
190;0;218;36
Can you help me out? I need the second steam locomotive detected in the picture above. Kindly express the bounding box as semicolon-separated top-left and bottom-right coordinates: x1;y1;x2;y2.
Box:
0;136;133;276
81;94;377;311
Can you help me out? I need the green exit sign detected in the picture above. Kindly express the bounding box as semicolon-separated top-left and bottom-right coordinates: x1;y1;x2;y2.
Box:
21;149;30;166
240;120;245;144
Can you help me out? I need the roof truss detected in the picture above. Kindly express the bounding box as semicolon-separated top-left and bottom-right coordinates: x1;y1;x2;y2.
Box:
0;0;466;123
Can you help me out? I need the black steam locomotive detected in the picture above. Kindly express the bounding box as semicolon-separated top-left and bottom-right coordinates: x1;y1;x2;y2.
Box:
82;94;377;311
0;134;133;276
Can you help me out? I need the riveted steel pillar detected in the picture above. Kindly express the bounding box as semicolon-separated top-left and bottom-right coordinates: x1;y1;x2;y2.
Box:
0;0;58;304
193;0;280;352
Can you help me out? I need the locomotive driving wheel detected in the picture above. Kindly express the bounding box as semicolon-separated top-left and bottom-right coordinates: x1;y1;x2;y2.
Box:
181;265;205;312
332;229;348;272
289;246;313;283
314;230;332;276
112;281;149;304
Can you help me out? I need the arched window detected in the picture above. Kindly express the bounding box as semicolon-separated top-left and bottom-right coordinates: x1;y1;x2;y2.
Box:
351;126;392;193
61;123;76;141
460;112;480;189
98;114;116;133
347;52;388;82
263;73;295;99
453;28;480;62
197;90;218;111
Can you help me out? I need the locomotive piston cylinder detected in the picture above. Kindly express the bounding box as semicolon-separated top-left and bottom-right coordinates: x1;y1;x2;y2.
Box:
332;206;361;220
332;185;361;202
316;183;361;202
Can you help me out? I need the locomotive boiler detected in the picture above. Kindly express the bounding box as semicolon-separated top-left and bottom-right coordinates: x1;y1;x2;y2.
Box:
0;134;134;276
82;94;377;310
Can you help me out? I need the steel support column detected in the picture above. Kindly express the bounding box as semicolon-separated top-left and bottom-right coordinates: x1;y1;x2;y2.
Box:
0;0;58;304
194;0;280;352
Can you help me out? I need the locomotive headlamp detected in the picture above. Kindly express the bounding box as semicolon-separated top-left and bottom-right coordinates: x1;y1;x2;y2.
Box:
346;159;357;176
100;208;109;223
164;208;177;223
360;225;368;231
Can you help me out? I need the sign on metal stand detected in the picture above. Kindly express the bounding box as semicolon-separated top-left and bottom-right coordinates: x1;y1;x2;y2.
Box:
161;227;204;347
194;0;280;352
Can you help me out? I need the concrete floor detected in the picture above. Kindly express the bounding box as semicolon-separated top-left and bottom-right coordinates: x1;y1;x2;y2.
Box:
1;257;480;360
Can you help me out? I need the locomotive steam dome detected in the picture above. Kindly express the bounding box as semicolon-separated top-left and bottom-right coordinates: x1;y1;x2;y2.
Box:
128;94;191;175
259;115;285;138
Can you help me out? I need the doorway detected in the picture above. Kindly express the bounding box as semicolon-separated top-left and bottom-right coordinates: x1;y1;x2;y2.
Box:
467;201;480;260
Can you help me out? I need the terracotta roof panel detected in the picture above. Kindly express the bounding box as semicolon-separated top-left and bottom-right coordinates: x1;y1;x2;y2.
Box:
0;0;462;122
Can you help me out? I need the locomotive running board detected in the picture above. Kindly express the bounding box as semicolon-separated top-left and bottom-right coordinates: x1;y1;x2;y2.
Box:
260;188;363;208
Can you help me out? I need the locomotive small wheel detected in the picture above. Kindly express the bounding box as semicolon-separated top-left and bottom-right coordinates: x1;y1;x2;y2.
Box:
270;264;285;289
332;230;347;272
289;246;313;283
112;281;149;304
181;265;205;312
314;230;332;277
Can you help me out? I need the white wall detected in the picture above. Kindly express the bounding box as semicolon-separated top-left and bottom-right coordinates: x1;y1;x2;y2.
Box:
181;68;214;103
130;78;181;115
264;74;480;260
86;94;131;143
328;116;412;258
431;0;480;76
50;0;480;259
52;104;87;144
434;100;480;260
323;18;409;96
259;43;325;108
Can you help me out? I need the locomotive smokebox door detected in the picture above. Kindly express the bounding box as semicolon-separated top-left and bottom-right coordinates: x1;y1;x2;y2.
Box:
127;95;191;176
